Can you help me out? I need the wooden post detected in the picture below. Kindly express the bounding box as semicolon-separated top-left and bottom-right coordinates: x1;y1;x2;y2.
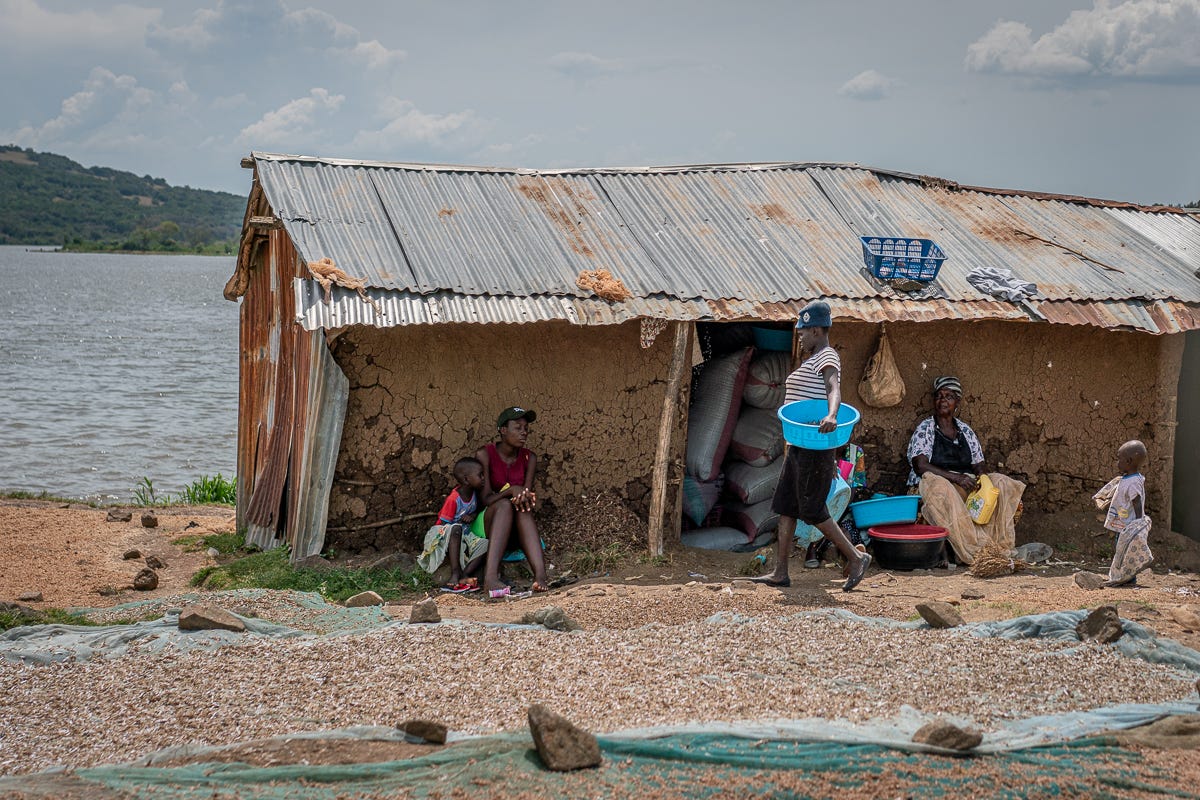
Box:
648;322;692;556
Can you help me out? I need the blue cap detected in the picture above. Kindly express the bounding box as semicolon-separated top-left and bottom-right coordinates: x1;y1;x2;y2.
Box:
795;300;832;329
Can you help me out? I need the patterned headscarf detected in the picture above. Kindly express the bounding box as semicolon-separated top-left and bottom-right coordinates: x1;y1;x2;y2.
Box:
933;376;962;397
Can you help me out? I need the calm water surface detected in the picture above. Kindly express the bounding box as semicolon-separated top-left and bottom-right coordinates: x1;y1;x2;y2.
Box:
0;246;239;501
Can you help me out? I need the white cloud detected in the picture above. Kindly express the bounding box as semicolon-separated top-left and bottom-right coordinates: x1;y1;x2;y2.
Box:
352;99;477;150
148;0;405;70
237;88;345;147
966;0;1200;83
6;67;154;146
838;69;898;100
0;0;159;53
549;51;627;80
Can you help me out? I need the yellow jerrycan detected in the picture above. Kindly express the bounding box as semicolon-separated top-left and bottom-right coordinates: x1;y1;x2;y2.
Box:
966;474;1000;525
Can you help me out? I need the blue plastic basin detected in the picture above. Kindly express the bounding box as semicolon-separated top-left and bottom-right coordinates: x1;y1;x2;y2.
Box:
777;400;860;450
849;495;920;528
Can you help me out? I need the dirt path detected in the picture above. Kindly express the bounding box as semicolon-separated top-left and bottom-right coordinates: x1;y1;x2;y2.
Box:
0;500;234;608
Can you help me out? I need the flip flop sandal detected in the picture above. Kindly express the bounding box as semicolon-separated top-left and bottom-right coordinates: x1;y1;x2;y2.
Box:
547;575;578;589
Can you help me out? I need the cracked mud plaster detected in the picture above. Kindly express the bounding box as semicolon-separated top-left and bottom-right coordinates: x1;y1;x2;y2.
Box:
325;321;675;549
833;320;1182;532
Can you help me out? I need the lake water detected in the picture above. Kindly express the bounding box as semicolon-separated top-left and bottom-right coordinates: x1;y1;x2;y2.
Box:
0;246;239;501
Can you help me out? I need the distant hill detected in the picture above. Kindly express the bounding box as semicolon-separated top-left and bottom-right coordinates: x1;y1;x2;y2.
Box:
0;146;244;254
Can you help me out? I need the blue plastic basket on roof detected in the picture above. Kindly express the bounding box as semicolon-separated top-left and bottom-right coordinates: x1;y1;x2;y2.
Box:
860;236;947;282
777;400;860;450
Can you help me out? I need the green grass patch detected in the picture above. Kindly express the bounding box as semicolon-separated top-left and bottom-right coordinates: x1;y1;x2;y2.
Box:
173;530;246;555
190;546;436;602
179;473;236;505
0;489;97;505
0;607;105;632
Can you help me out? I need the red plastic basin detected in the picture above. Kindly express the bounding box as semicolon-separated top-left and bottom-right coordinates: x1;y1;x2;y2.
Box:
868;524;947;542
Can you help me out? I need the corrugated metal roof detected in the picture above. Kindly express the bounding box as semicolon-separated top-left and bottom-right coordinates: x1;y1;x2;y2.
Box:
246;153;1200;332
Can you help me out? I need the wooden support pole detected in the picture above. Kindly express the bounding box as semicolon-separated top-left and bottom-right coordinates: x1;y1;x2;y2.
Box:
648;322;692;557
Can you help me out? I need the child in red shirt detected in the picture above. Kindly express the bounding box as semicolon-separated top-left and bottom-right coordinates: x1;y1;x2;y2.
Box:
418;457;488;590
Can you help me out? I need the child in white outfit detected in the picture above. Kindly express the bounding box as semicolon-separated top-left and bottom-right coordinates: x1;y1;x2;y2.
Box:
1094;440;1152;587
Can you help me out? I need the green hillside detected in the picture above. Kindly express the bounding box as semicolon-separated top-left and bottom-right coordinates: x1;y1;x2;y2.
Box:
0;146;244;254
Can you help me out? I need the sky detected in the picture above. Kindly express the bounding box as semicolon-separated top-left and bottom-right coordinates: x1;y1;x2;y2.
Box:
1;0;1198;204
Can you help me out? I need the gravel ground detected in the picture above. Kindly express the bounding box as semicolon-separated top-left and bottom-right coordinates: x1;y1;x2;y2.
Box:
2;603;1196;776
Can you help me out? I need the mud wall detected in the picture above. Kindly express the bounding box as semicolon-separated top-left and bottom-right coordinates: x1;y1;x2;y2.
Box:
326;320;673;552
1173;330;1200;542
830;320;1183;535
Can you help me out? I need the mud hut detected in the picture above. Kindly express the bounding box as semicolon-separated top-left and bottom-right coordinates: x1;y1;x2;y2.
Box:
224;155;1200;560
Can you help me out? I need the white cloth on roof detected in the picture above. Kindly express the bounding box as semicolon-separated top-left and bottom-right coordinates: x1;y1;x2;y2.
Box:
966;267;1037;302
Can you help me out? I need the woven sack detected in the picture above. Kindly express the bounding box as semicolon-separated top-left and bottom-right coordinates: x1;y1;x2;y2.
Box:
729;407;784;467
681;526;752;551
681;475;722;527
723;498;779;540
725;455;784;505
742;351;791;410
858;325;905;408
685;348;753;480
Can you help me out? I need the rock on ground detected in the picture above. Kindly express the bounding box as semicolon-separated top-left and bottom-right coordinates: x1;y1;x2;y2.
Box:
16;591;43;602
144;555;167;570
132;568;159;591
178;605;246;633
1167;606;1200;632
520;605;582;632
913;720;983;751
409;598;441;624
397;719;448;744
916;601;964;629
527;704;602;771
1074;572;1107;590
345;591;384;608
106;509;132;523
1076;605;1125;643
140;512;158;528
122;549;141;560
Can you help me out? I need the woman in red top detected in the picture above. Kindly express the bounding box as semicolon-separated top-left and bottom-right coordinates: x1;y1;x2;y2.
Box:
476;406;548;596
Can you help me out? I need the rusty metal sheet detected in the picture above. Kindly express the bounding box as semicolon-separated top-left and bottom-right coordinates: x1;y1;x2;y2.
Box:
287;330;349;560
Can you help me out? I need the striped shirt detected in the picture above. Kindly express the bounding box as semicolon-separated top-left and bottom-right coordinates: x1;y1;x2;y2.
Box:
783;346;840;403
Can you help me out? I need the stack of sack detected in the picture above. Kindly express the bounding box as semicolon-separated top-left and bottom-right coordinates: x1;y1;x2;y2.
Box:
681;342;790;551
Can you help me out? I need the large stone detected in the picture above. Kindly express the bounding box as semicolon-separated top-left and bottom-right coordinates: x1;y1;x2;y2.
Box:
527;704;602;771
122;549;142;560
1167;605;1200;632
521;606;582;632
960;588;984;600
145;555;168;570
915;601;964;629
106;509;132;522
16;591;43;603
178;605;246;632
398;719;448;744
295;555;334;572
1076;605;1125;643
345;590;384;608
913;720;983;751
1074;572;1107;590
132;568;159;591
409;598;441;624
140;511;158;528
0;602;39;622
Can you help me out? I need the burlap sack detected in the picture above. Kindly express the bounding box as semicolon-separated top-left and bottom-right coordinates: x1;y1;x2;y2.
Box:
858;325;905;408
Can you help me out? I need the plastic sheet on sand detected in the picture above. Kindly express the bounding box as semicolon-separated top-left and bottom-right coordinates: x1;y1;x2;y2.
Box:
3;600;1200;798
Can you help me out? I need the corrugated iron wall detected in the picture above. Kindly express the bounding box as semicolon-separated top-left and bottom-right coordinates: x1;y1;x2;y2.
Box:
236;228;349;556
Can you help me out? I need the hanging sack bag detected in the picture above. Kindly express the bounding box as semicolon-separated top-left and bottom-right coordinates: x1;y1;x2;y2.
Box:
858;324;905;407
966;474;1000;525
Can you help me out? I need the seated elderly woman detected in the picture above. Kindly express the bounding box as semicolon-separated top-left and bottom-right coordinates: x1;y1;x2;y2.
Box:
906;376;1025;564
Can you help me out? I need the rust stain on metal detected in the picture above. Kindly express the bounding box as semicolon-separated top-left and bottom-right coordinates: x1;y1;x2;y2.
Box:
437;207;457;219
749;203;801;227
515;179;595;258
